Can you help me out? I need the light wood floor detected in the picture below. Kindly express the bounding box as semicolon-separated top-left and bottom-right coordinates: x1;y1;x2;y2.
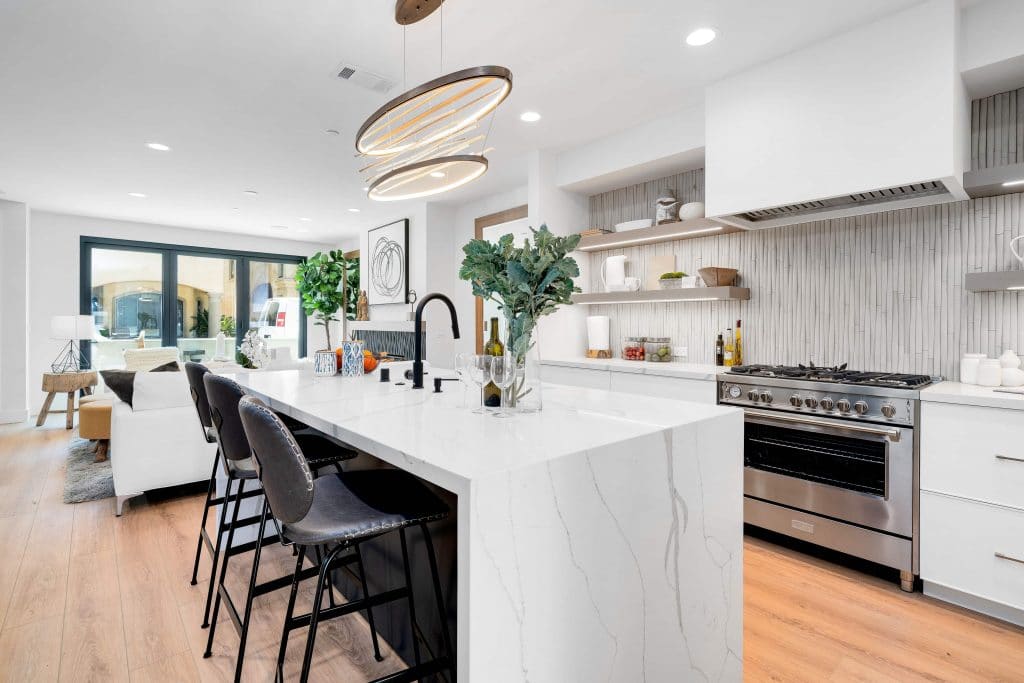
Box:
2;418;1024;682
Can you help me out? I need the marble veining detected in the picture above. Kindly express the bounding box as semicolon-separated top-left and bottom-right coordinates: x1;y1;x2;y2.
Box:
224;364;743;682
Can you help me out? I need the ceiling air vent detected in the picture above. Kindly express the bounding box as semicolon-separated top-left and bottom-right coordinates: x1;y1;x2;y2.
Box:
730;180;955;228
334;62;396;94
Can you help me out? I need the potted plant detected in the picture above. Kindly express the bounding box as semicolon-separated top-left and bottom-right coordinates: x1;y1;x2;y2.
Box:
295;250;348;376
459;225;581;412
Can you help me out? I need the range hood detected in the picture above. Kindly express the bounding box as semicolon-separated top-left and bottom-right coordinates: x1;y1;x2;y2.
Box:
963;161;1024;198
719;180;963;230
704;0;968;230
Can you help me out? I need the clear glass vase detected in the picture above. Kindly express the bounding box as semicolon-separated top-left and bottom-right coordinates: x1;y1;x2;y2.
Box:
502;317;542;413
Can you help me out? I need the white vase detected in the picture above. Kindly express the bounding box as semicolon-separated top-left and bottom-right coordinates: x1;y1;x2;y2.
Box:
977;359;1003;387
960;353;987;384
503;317;542;413
1002;367;1024;387
999;349;1021;369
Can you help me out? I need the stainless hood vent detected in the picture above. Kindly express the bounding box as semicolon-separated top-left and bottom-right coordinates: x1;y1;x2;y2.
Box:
734;181;952;225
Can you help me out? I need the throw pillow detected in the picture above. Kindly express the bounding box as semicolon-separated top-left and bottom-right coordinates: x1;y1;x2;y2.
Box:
151;360;181;372
100;370;136;406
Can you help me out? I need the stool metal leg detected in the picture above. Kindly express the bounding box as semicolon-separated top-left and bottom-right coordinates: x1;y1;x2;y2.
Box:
299;544;347;683
201;473;234;629
354;542;384;662
276;545;307;683
398;527;422;668
190;449;220;586
422;522;455;675
312;545;337;609
204;478;247;658
233;497;269;683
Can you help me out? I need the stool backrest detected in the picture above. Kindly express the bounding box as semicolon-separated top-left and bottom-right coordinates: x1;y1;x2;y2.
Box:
203;374;252;463
184;362;213;437
238;395;314;524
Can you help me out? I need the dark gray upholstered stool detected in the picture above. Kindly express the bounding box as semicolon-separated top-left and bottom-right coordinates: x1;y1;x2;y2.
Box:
238;395;454;683
200;373;357;682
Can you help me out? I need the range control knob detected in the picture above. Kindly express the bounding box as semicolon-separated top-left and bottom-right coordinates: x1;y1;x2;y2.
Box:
819;397;835;411
759;391;773;404
880;403;896;419
790;394;803;407
837;399;852;413
804;397;818;409
747;390;759;402
854;400;869;415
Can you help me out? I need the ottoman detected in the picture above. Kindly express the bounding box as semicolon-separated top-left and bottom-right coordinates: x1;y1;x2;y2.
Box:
79;396;113;462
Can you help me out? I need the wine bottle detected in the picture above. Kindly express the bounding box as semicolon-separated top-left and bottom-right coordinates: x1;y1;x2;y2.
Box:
715;334;724;366
483;317;504;406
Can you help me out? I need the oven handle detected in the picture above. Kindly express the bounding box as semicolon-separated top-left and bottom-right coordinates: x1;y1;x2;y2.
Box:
743;409;902;443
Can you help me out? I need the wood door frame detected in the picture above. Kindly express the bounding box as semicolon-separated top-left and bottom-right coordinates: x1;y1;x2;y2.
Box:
473;204;528;353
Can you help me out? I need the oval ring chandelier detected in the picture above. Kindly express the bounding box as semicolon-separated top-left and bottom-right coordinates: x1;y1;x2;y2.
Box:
356;1;512;201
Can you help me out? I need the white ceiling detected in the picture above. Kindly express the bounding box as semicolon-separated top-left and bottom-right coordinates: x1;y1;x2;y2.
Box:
0;0;923;242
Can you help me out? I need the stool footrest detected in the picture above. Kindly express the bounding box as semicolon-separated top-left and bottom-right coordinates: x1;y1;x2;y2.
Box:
369;657;451;683
286;586;409;631
224;532;281;558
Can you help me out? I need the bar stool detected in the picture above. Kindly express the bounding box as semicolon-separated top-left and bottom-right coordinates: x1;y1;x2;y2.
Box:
237;395;455;683
201;374;357;681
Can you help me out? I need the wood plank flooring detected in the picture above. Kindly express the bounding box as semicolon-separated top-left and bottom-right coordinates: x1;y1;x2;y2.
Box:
2;417;1023;682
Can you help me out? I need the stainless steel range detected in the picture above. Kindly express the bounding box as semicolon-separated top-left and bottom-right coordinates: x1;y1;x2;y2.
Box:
717;364;936;592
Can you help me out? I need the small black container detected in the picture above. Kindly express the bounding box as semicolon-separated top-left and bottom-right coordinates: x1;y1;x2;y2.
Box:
379;367;390;382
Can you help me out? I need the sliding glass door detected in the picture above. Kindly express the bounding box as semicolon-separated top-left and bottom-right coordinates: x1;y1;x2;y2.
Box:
81;237;306;368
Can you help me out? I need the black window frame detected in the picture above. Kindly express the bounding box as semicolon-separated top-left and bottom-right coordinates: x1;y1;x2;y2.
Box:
80;236;307;366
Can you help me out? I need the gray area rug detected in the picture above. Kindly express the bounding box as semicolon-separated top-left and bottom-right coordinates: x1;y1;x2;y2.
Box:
64;438;114;503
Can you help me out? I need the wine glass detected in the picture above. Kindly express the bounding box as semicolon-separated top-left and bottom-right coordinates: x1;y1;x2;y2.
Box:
454;353;474;408
465;354;491;414
489;354;517;418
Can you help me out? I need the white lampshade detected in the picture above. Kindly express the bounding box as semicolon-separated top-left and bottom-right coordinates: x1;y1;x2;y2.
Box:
51;315;94;340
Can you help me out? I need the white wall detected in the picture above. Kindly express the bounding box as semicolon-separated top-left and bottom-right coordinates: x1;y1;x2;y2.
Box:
356;205;427;323
960;0;1024;97
0;200;30;423
27;210;333;415
705;0;966;218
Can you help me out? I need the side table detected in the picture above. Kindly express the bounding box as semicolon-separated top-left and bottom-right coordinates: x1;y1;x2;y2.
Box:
37;370;99;429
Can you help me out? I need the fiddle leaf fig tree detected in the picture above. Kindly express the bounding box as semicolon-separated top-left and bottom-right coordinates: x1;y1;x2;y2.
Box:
295;249;348;351
459;224;581;361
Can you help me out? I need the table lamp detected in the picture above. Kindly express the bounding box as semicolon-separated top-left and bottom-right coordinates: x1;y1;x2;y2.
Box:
50;315;94;373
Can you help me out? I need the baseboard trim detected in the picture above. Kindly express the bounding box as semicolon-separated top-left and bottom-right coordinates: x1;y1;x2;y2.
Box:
0;410;28;425
923;580;1024;627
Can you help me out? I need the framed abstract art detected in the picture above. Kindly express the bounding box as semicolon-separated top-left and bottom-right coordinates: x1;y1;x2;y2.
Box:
367;218;409;306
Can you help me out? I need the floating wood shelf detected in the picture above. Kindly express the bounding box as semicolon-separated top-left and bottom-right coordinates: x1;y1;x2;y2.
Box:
965;271;1024;292
576;218;743;252
572;287;750;305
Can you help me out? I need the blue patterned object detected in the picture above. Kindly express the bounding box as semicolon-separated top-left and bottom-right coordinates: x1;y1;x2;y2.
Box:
350;330;423;360
313;350;337;377
341;340;365;377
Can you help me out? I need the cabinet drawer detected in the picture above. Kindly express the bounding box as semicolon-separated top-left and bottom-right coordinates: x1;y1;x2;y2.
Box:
608;372;715;404
540;365;610;391
920;402;1024;509
921;491;1024;611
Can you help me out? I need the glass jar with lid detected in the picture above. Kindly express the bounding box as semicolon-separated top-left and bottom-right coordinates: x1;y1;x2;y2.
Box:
622;336;646;361
644;337;672;362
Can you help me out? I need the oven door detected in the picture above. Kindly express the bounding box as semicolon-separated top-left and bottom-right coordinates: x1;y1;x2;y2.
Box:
743;408;913;537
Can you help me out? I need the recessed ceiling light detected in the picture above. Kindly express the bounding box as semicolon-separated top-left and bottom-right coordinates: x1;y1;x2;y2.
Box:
325;129;340;136
430;171;446;178
298;217;312;222
362;186;369;192
685;27;717;46
348;208;361;213
232;207;240;211
244;190;259;195
146;142;171;151
520;111;541;122
270;225;288;230
1003;179;1024;187
128;192;147;198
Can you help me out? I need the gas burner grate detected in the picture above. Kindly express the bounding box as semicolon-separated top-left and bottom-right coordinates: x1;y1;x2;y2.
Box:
727;364;933;388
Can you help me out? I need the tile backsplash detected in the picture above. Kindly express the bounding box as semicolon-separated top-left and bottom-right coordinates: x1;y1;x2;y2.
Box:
586;191;1024;380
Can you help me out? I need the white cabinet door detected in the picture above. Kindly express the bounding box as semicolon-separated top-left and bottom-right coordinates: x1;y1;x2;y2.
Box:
541;365;610;391
608;372;715;404
920;402;1024;510
921;491;1024;613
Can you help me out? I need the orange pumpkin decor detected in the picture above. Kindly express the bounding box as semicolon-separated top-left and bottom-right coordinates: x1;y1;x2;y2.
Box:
363;348;378;373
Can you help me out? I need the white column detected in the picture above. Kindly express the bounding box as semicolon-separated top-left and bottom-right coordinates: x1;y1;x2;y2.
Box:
0;200;30;424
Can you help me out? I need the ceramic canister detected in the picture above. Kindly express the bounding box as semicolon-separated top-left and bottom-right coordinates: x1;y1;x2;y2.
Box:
959;353;987;384
313;349;338;376
976;359;1003;387
341;340;365;377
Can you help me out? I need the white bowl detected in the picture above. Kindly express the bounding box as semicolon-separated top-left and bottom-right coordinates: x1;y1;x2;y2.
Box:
678;201;706;221
614;218;653;232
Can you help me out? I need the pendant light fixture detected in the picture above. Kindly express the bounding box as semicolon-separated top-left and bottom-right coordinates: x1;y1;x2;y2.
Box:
357;0;512;201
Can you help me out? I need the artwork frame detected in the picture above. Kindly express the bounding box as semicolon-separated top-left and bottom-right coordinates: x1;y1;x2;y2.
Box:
367;218;410;306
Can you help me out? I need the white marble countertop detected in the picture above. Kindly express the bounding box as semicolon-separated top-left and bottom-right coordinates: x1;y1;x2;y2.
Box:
541;355;721;381
921;381;1024;411
222;362;738;494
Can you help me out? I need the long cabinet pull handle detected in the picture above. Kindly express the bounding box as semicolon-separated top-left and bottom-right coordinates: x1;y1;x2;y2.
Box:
995;552;1024;565
995;454;1024;463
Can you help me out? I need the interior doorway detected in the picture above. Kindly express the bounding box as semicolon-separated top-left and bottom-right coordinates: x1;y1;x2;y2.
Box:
472;205;529;353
